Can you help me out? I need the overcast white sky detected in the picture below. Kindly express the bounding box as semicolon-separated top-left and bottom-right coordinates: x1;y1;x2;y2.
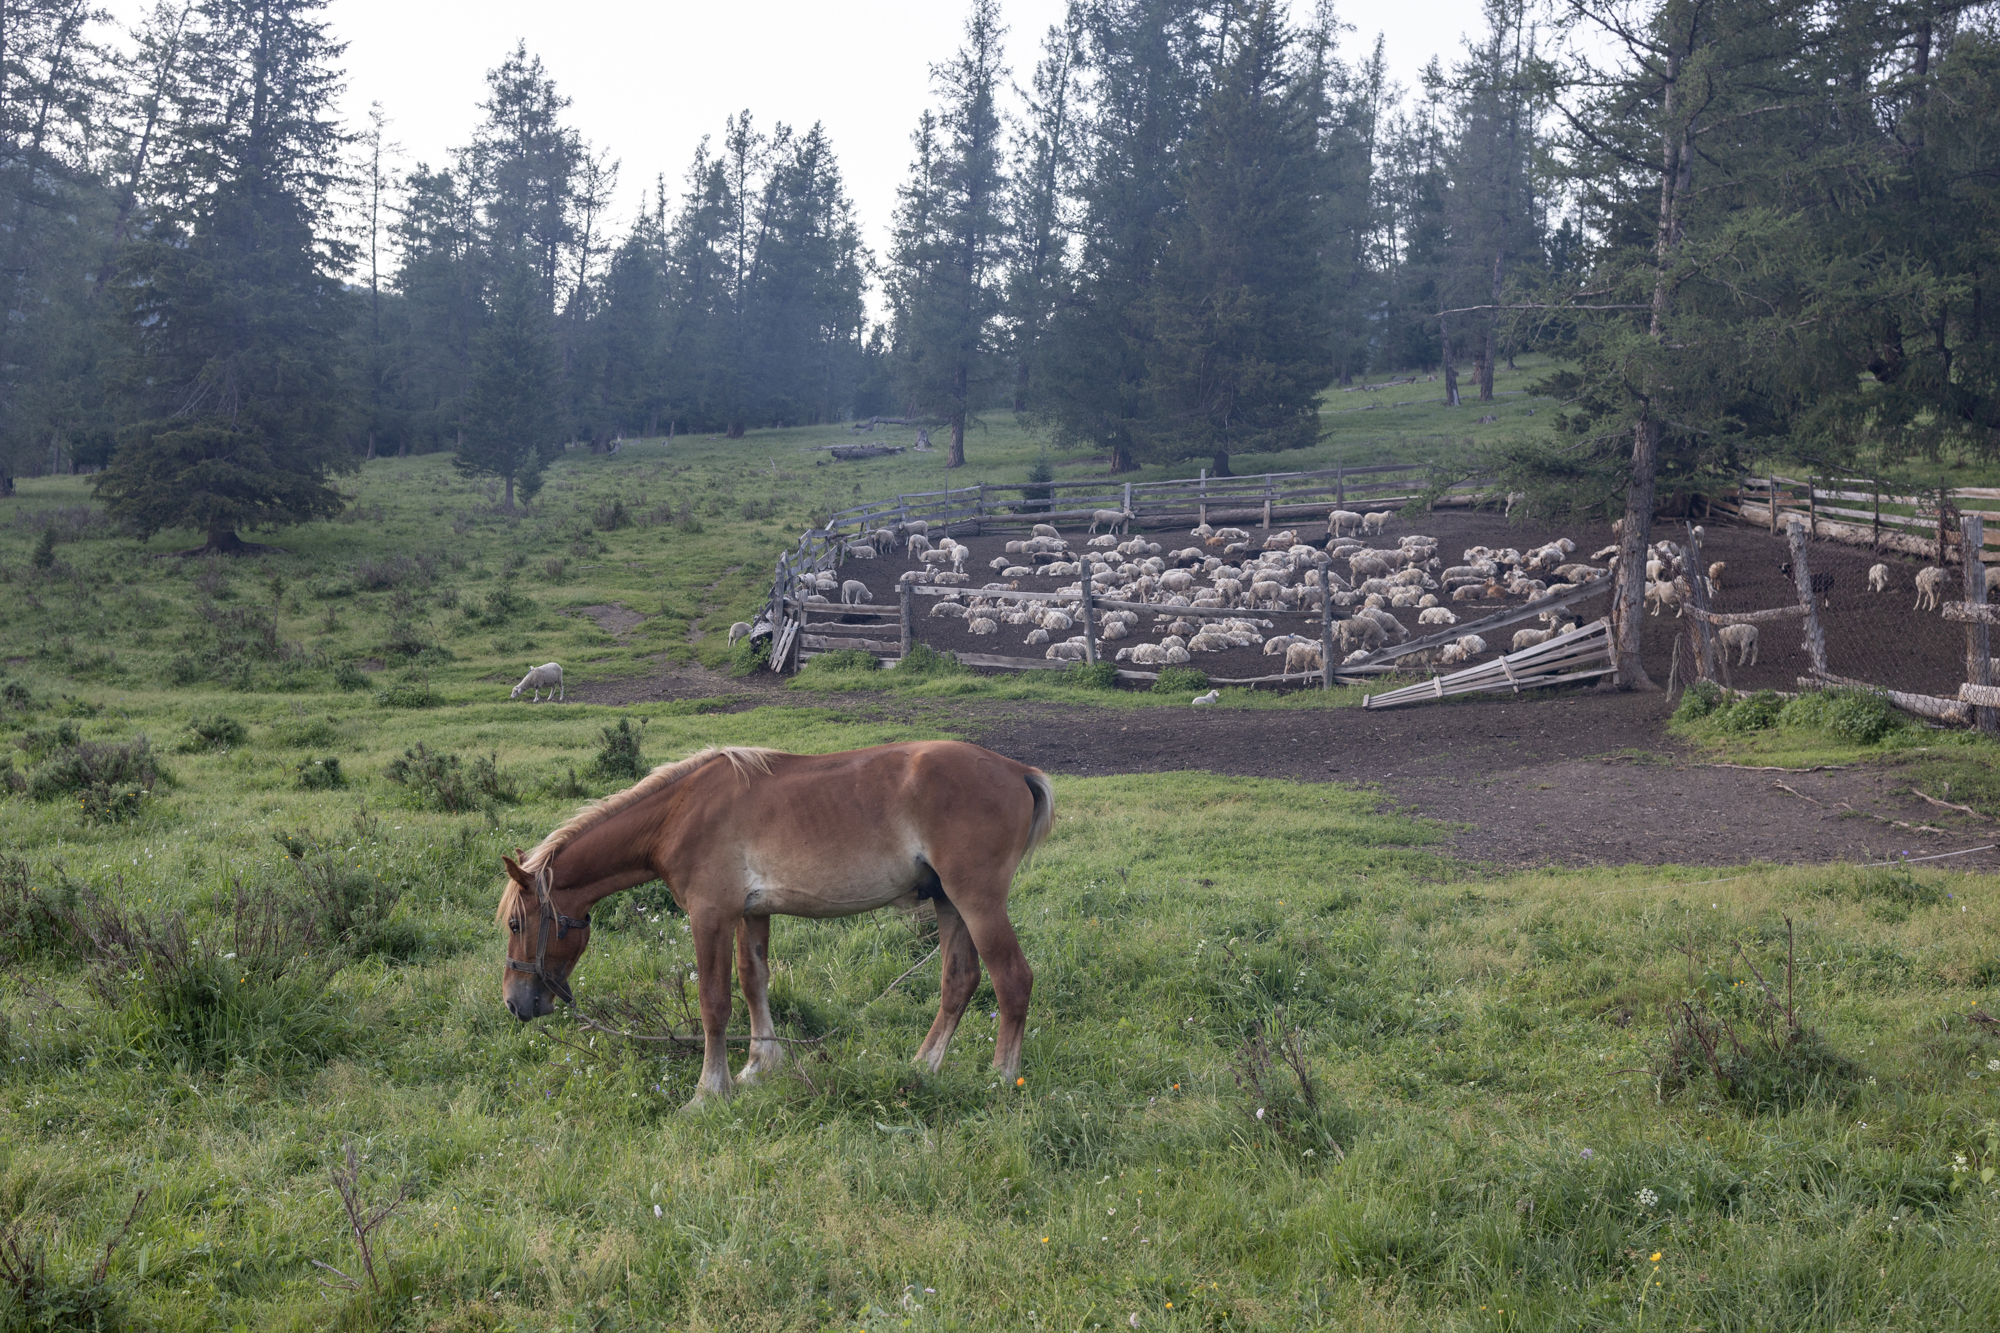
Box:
108;0;1498;280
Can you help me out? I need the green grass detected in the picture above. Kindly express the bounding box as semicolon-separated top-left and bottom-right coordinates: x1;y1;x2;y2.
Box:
6;410;2000;1329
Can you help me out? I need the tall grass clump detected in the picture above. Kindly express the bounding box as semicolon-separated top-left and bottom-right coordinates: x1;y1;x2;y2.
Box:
382;743;515;812
0;855;83;963
590;718;646;781
174;713;247;752
1779;686;1906;743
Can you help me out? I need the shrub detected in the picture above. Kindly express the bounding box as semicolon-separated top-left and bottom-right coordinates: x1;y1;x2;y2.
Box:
293;756;346;790
353;554;420;590
1152;666;1210;695
77;782;148;824
176;713;247;753
383;743;515;812
1673;679;1724;722
0;855;83;963
590;718;646;781
374;679;436;708
27;737;164;804
1;680;32;711
164;654;206;687
271;716;339;749
381;619;434;660
542;556;567;584
471;582;533;626
333;661;369;691
273;830;425;961
1059;661;1119;690
800;647;873;676
0;1221;128;1331
1779;687;1905;744
29;526;57;569
595;497;630;530
1716;689;1783;733
731;634;773;675
1020;454;1054;514
892;643;962;678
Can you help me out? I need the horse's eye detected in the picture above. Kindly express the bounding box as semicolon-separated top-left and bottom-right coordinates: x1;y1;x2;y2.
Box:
509;918;522;934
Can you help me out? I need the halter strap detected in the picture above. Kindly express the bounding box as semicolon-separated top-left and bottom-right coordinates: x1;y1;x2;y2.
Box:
506;864;591;1004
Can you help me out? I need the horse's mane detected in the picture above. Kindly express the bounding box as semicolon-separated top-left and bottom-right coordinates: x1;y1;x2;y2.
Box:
495;745;779;923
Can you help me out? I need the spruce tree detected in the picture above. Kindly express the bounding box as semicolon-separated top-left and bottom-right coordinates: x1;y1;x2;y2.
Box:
456;262;560;509
1138;1;1329;476
885;0;1009;468
93;0;355;552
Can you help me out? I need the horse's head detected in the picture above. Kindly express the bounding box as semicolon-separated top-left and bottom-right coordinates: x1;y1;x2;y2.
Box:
498;852;593;1021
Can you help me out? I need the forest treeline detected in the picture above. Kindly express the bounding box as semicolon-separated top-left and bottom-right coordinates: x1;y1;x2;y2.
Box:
2;0;1998;546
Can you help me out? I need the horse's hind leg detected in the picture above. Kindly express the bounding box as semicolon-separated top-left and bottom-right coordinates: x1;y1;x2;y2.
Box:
950;896;1033;1079
734;915;783;1084
914;895;982;1073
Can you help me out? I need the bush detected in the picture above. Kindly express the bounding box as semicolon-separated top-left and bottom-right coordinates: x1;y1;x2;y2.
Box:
595;497;630;530
77;783;148;824
892;643;962;678
1020;454;1054;514
381;619;435;660
27;736;165;805
0;855;83;963
383;743;515;812
1673;679;1724;722
1059;661;1119;690
176;713;248;753
1780;687;1905;744
731;634;773;675
271;716;339;749
1716;689;1783;733
274;830;427;962
293;756;346;790
1;680;32;712
799;646;873;676
29;526;57;569
469;581;533;626
590;718;646;781
333;660;368;691
1152;666;1210;695
374;679;436;709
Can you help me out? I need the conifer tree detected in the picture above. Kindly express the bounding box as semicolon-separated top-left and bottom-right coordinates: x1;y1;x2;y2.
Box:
455;262;560;508
886;0;1010;468
1138;1;1329;476
93;0;355;552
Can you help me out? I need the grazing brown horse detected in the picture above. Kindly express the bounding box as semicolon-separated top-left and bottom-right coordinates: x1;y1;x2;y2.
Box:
497;741;1054;1105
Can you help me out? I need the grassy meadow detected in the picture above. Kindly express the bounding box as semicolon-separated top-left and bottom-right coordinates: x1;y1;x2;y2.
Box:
1;410;1999;1329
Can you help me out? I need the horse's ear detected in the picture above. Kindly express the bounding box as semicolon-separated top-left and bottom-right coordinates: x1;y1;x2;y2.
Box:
502;856;532;886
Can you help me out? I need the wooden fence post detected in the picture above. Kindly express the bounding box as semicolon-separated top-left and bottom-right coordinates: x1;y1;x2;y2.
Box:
1940;485;1950;564
1807;476;1817;538
1963;514;1995;732
1262;475;1272;530
1785;516;1830;677
1123;481;1132;525
1768;476;1779;536
1686;522;1717;683
1080;580;1098;664
1199;469;1208;527
1872;479;1881;549
1320;568;1335;690
899;581;913;660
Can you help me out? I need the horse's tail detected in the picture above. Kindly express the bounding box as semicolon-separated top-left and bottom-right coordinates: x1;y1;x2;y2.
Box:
1022;768;1055;859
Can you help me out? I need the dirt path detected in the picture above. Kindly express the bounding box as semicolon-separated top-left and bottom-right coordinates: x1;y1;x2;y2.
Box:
567;668;1999;872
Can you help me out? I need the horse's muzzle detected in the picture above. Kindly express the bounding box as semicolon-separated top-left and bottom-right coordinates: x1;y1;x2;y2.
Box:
505;980;556;1021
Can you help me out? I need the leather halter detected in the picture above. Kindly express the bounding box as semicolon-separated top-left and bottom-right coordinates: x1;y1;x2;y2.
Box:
505;864;591;1004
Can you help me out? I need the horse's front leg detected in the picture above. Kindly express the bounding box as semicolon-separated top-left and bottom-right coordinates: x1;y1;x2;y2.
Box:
734;915;783;1085
685;912;739;1107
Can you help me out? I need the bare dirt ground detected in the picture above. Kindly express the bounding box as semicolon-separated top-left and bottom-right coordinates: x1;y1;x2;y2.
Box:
567;655;2000;873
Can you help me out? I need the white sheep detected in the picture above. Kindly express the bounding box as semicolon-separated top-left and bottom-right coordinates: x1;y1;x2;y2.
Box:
1328;510;1362;537
1417;607;1458;627
1915;565;1949;611
846;543;877;560
967;617;998;635
1025;628;1050;645
1868;562;1890;594
1032;523;1060;538
1088;508;1134;535
1707;561;1726;593
906;533;932;556
840;579;873;606
1361;511;1390;535
727;621;753;646
511;662;564;702
1717;622;1758;665
1511;627;1554;651
929;601;967;618
1284;642;1324;674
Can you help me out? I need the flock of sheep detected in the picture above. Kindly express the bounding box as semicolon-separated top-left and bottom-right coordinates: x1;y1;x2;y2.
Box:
797;509;1625;676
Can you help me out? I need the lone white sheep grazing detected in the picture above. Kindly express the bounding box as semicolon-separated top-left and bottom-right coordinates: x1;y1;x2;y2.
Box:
1868;562;1890;593
727;621;753;646
1915;565;1949;611
840;579;873;606
511;662;563;702
1717;622;1758;665
1088;508;1134;535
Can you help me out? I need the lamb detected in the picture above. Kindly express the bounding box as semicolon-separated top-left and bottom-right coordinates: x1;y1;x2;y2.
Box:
840;579;873;606
920;549;955;567
846;543;877;560
1706;561;1726;593
1511;627;1554;651
1868;562;1890;594
1416;607;1458;627
1717;622;1758;665
511;662;564;702
1025;628;1050;645
727;622;754;646
1249;579;1282;609
1915;565;1949;611
1088;508;1135;535
1086;533;1120;549
1207;526;1249;547
1361;510;1391;535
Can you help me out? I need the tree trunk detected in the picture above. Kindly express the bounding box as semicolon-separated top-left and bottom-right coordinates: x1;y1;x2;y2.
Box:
1211;452;1232;478
727;420;745;439
1440;312;1460;406
504;474;517;511
947;413;966;469
1611;415;1660;689
365;431;375;461
1109;443;1136;474
205;525;250;554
